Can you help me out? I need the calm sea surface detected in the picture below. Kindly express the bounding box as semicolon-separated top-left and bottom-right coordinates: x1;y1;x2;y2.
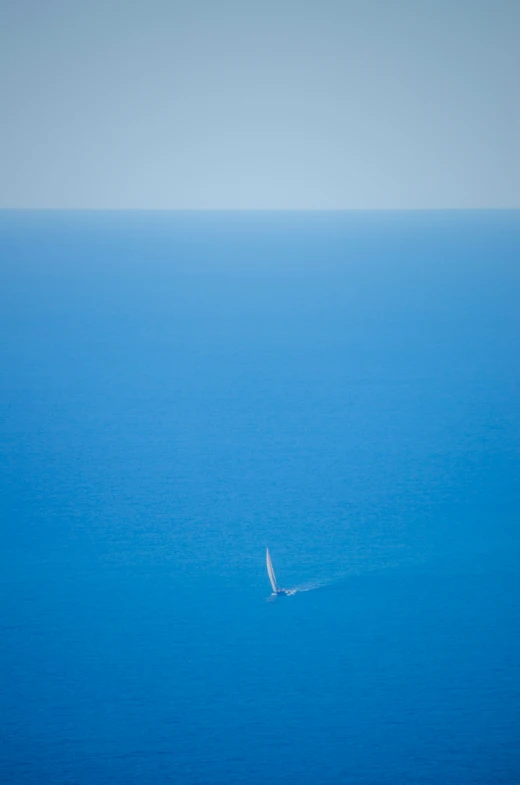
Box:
1;211;519;784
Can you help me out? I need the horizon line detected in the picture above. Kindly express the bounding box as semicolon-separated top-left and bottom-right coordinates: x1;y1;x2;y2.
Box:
1;207;520;213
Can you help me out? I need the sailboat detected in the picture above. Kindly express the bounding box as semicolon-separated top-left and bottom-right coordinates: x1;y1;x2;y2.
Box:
266;547;290;596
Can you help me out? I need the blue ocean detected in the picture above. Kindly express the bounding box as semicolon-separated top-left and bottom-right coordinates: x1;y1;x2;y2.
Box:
1;211;519;784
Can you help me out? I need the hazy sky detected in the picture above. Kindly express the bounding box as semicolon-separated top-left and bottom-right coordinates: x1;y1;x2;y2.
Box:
1;0;519;209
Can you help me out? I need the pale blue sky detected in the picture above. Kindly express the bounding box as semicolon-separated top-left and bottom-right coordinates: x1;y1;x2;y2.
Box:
1;0;518;208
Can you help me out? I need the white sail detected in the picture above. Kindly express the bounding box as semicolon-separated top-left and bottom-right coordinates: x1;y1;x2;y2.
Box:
266;548;279;593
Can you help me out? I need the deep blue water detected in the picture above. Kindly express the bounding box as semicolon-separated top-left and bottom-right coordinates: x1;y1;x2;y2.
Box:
1;210;519;784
